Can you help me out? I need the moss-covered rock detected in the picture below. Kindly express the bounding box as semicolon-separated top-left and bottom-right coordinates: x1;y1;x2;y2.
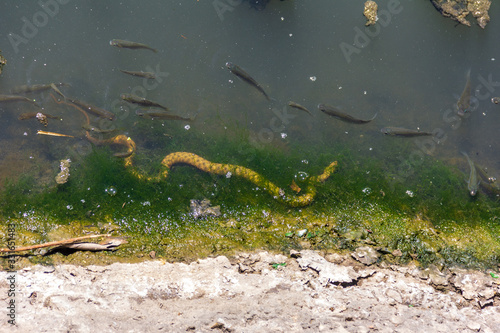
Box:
430;0;491;28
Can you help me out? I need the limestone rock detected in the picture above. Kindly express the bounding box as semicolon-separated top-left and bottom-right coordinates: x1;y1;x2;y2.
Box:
449;268;497;301
298;250;374;285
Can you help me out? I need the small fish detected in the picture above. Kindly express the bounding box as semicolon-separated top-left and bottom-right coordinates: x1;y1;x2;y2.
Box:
0;94;40;107
462;151;480;196
119;69;156;79
288;101;313;116
67;98;116;120
475;165;497;184
135;110;194;121
479;180;500;198
457;69;471;116
50;83;66;99
121;93;169;111
491;97;500;104
109;39;157;53
226;62;270;101
37;130;74;138
11;82;70;94
18;112;60;120
19;112;59;120
381;127;433;137
318;104;376;124
82;124;118;134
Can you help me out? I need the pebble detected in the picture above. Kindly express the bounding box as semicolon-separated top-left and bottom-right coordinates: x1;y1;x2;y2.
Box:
290;249;301;258
392;249;403;257
390;314;405;325
385;289;402;304
352;246;380;265
297;229;308;237
325;252;345;264
466;322;481;331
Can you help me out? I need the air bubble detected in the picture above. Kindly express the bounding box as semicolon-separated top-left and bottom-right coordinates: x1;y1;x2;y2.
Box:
105;186;117;196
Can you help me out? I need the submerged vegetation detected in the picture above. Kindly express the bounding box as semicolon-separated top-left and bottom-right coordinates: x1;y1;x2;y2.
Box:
0;124;499;271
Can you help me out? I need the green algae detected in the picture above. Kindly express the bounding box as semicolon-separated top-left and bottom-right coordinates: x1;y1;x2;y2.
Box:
0;131;499;271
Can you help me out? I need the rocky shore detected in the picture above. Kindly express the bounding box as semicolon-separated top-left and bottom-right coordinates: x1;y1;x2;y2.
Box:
1;250;499;332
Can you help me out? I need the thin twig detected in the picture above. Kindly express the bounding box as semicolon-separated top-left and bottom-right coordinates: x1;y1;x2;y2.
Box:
0;234;111;253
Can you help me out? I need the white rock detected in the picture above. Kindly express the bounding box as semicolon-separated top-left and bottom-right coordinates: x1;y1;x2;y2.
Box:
466;321;481;331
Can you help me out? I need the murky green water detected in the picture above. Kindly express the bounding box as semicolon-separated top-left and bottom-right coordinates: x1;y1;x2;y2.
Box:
0;1;499;269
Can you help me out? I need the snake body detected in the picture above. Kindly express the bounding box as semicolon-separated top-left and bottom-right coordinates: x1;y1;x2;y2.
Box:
86;134;337;207
159;152;337;207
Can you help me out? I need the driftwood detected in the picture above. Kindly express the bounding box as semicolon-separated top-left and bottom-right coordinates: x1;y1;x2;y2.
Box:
0;234;115;253
52;237;128;252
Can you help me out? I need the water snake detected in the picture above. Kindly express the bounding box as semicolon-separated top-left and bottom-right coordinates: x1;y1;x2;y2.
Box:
123;143;337;207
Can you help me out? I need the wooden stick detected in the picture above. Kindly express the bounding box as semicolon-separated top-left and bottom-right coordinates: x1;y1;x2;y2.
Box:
0;234;111;253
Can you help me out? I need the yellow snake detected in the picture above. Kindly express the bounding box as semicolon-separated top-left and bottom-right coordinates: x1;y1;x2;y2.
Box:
93;135;337;207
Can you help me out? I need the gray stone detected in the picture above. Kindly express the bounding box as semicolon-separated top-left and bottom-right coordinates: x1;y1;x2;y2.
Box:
324;252;345;264
449;269;493;300
426;267;448;287
190;198;221;218
298;250;361;285
351;246;380;266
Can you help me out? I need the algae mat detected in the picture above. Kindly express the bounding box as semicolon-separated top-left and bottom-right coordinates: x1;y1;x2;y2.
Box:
0;139;499;270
